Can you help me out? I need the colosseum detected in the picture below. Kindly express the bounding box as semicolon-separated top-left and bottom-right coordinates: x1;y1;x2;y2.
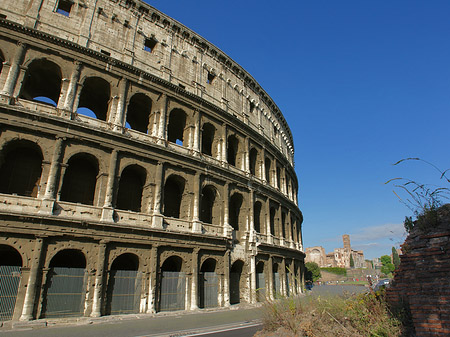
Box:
0;0;304;322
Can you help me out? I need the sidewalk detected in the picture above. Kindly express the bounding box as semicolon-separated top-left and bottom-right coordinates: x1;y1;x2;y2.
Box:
1;304;264;337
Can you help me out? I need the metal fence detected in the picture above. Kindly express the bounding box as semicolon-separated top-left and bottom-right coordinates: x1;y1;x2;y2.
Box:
160;271;185;312
256;272;265;302
199;272;218;308
43;267;86;318
0;265;21;321
106;270;141;315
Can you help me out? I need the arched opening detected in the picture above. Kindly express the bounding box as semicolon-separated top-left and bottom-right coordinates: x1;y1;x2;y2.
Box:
0;245;22;321
199;258;218;308
116;165;146;212
254;201;262;233
163;175;185;219
256;261;265;302
265;158;271;183
227;135;238;167
126;93;152;133
281;212;286;239
42;249;86;318
201;123;215;156
160;256;185;312
229;193;243;234
20;59;62;106
200;185;216;224
285;265;290;297
0;50;4;76
106;253;141;315
77;77;110;121
270;207;276;236
273;263;281;298
0;140;43;197
167;108;186;146
230;260;244;305
249;148;258;176
60;153;98;205
276;166;281;189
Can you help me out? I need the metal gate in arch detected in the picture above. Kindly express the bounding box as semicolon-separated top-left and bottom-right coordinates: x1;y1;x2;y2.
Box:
273;272;281;298
43;267;86;318
256;272;265;302
160;271;186;311
107;270;141;315
0;265;21;321
199;272;218;308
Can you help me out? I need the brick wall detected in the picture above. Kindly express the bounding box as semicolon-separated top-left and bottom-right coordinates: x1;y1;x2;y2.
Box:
387;204;450;336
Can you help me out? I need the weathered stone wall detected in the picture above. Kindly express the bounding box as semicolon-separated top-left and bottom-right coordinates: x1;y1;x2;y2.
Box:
387;204;450;336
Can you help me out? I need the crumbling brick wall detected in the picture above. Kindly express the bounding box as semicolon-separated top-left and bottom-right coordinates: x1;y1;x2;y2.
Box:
387;204;450;336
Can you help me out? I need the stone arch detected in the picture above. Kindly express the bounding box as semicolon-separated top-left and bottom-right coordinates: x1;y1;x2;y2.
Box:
270;206;277;236
160;255;186;312
254;201;262;233
77;76;110;120
256;261;265;302
0;139;43;197
201;122;215;156
200;184;219;224
230;259;245;305
199;258;218;308
265;157;272;183
273;262;281;297
19;58;62;106
249;147;258;176
229;192;243;233
106;253;141;315
60;152;99;205
41;249;87;318
0;245;22;321
227;134;239;167
116;164;146;212
126;93;152;133
163;174;185;219
167;108;187;146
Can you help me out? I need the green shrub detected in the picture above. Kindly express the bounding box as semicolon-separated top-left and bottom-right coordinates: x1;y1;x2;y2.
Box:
321;267;347;276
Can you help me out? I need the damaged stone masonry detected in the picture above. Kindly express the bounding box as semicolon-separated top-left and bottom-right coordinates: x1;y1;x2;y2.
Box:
0;0;304;322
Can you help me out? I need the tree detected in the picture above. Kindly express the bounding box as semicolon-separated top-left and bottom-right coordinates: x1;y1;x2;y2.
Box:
380;255;391;266
392;247;400;269
305;262;321;282
380;254;395;276
349;253;355;268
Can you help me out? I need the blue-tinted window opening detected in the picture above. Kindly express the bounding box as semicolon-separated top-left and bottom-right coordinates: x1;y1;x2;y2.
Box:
56;0;72;17
144;38;157;53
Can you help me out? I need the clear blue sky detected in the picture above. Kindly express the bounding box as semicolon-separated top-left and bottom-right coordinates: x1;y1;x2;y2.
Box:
148;1;450;259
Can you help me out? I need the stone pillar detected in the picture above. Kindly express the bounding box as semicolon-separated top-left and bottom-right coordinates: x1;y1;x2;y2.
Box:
223;250;230;307
20;237;44;321
101;150;118;222
221;123;227;163
40;137;64;213
244;137;250;174
1;42;26;102
91;240;107;317
190;248;199;310
192;109;200;153
248;189;255;243
192;172;202;233
261;148;266;183
281;258;287;296
266;198;273;244
147;245;158;313
223;182;230;237
152;161;164;228
62;61;82;112
157;94;167;145
290;259;296;295
112;79;128;130
268;256;274;300
250;254;256;304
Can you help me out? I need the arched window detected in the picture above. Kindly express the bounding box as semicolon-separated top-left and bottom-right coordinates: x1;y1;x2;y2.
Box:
77;77;110;120
0;141;43;197
281;212;286;239
201;123;215;156
230;260;244;304
200;185;216;224
163;175;185;218
256;262;265;302
199;258;218;309
270;207;276;236
265;157;271;183
60;153;98;205
229;193;243;232
254;201;262;233
167;109;186;146
126;93;152;133
273;263;281;297
160;256;185;312
227;135;239;167
20;59;62;106
116;165;146;212
0;245;22;321
249;148;258;176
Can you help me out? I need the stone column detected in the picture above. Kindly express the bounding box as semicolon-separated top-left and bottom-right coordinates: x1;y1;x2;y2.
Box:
268;256;274;300
152;161;164;228
101;150;118;222
192;172;202;233
192;109;201;153
244;136;250;174
62;61;82;112
248;189;255;243
190;248;199;310
1;42;26;102
221;123;227;163
147;245;158;313
40;137;64;213
261;148;266;183
111;79;128;130
20;236;44;321
91;240;107;317
223;182;230;237
223;250;230;307
281;258;287;296
157;94;167;145
250;254;256;304
290;259;296;295
266;198;273;244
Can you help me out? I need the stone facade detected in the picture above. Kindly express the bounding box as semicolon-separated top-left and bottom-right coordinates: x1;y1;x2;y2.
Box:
0;0;304;322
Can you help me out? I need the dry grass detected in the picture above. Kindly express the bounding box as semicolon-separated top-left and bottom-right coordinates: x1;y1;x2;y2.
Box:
255;291;404;337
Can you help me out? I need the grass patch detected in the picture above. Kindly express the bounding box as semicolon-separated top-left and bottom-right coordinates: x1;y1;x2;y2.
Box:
257;291;404;337
321;267;347;276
